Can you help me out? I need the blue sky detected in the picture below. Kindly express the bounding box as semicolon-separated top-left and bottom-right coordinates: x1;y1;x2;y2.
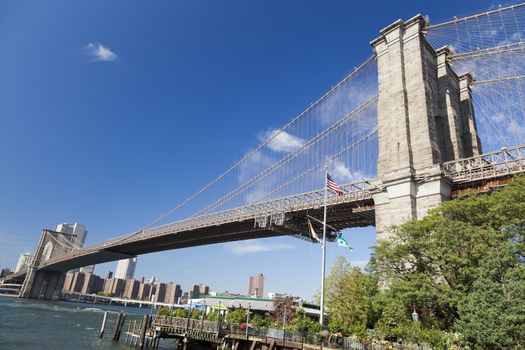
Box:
0;0;502;299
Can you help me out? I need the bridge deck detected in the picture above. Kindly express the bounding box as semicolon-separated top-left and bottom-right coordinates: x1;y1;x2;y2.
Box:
5;144;522;278
37;181;374;272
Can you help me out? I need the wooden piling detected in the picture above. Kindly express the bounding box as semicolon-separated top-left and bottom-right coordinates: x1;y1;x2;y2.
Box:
99;311;108;338
139;315;149;350
116;314;126;341
112;313;123;341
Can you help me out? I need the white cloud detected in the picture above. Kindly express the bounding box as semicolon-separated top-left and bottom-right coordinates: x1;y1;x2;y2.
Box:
262;129;305;153
227;240;295;255
329;159;364;183
83;42;118;62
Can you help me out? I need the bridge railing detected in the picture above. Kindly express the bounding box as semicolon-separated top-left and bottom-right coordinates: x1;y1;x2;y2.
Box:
102;180;372;247
39;179;373;268
151;316;430;350
131;180;371;242
443;144;525;183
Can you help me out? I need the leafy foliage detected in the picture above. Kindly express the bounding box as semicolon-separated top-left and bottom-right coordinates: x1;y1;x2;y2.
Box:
225;308;248;325
289;307;322;333
325;256;376;338
371;176;525;348
156;306;171;316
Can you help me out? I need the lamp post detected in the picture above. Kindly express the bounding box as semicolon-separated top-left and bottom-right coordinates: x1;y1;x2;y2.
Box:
282;303;287;348
246;303;251;337
201;300;207;330
411;306;419;322
319;165;328;327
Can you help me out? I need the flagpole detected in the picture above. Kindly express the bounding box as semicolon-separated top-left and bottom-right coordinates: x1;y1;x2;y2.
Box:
320;164;328;326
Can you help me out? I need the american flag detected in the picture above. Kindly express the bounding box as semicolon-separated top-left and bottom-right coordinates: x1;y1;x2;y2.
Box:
326;174;344;196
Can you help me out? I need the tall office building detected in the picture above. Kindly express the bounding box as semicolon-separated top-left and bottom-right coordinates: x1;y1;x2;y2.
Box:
199;285;210;296
81;273;104;295
103;278;126;297
164;283;182;304
123;279;140;300
55;222;87;248
248;273;265;298
189;284;200;299
137;282;152;301
114;257;137;279
15;252;34;273
154;282;167;303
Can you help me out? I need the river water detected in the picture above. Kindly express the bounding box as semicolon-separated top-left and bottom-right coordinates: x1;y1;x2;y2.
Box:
0;295;177;350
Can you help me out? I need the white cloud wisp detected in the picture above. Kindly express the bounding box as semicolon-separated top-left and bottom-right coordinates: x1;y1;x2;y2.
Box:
227;240;295;255
263;129;305;153
83;42;118;62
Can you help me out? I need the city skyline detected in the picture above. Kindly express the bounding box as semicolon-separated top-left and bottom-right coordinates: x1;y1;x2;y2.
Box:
0;0;500;299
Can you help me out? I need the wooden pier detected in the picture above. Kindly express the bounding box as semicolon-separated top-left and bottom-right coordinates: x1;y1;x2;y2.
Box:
106;314;396;350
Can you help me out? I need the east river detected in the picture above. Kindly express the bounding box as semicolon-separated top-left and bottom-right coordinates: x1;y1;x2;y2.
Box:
0;295;176;349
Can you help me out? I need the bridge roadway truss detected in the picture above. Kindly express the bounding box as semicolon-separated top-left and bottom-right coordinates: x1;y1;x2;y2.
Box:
25;144;525;274
36;180;375;273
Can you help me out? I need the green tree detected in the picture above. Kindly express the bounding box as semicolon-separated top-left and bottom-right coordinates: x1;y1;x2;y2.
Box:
289;307;322;333
371;175;525;348
191;309;202;319
225;308;248;325
251;312;270;327
173;308;189;318
157;306;171;316
325;256;376;338
205;311;219;321
457;266;525;349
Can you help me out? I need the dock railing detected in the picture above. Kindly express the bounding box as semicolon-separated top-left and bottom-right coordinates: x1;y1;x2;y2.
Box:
151;316;432;350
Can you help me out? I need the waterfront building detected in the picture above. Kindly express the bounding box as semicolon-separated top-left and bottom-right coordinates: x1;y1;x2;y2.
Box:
114;257;137;279
199;285;210;296
63;272;74;292
70;272;86;293
123;278;140;299
248;273;265;298
267;292;301;301
164;283;182;304
137;281;151;301
81;273;104;294
103;277;125;297
15;252;34;273
154;282;167;303
189;284;200;298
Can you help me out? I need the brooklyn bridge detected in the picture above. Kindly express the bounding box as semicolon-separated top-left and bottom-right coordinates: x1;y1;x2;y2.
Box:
5;2;525;300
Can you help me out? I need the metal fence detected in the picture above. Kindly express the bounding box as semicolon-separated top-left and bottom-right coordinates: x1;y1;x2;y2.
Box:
443;144;525;183
152;316;431;350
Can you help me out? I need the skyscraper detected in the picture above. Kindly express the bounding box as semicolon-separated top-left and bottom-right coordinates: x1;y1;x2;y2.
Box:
114;257;137;279
199;285;210;296
15;252;33;273
248;273;265;298
55;222;87;248
189;284;200;299
164;283;182;304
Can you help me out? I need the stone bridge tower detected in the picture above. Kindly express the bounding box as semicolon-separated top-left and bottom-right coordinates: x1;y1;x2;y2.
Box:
370;15;482;241
20;229;76;299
